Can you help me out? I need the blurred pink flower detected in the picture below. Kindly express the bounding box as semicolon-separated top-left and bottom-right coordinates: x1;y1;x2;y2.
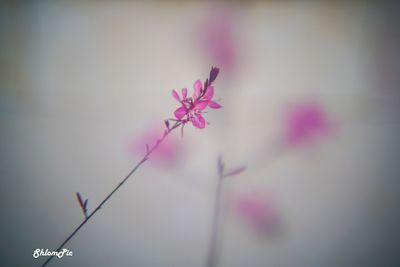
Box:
284;101;332;146
200;8;238;72
172;68;221;129
128;127;181;168
233;192;281;235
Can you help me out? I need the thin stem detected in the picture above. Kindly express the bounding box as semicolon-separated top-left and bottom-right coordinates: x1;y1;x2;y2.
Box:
41;121;181;267
206;172;223;267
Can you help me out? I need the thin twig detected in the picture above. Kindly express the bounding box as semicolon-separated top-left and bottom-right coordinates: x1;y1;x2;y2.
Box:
206;156;247;267
41;121;181;267
206;167;224;267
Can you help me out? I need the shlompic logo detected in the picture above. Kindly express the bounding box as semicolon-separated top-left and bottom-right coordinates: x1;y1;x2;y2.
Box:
33;248;73;259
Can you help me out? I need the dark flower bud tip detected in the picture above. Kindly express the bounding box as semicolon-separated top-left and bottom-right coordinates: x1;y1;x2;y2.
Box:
209;67;220;84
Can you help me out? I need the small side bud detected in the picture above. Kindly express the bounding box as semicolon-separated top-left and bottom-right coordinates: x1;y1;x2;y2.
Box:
83;199;88;209
223;165;247;178
209;67;220;84
76;192;89;219
204;78;209;93
76;192;84;208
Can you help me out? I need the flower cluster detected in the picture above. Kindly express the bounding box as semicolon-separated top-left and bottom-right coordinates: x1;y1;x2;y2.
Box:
172;67;221;129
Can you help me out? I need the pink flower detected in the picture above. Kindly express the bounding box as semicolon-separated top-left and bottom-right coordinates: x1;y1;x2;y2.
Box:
172;67;221;129
233;192;281;235
284;101;332;146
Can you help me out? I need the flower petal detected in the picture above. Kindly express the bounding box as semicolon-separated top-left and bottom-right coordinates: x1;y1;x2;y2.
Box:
193;80;202;99
208;100;222;109
203;86;214;100
181;88;187;99
191;114;206;129
174;107;187;119
194;100;208;111
172;90;180;102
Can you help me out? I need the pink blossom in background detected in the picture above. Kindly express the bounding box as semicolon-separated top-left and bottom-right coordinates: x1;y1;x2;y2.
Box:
233;192;281;236
283;101;332;146
127;127;182;168
172;74;221;129
199;7;239;72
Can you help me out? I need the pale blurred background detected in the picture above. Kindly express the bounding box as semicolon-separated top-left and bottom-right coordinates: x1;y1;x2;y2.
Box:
1;1;400;267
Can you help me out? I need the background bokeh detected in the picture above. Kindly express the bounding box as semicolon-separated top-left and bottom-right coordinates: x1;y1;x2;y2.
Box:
1;1;400;267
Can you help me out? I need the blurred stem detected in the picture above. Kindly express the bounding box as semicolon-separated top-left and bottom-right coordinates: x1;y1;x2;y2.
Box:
206;170;223;267
41;121;182;267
